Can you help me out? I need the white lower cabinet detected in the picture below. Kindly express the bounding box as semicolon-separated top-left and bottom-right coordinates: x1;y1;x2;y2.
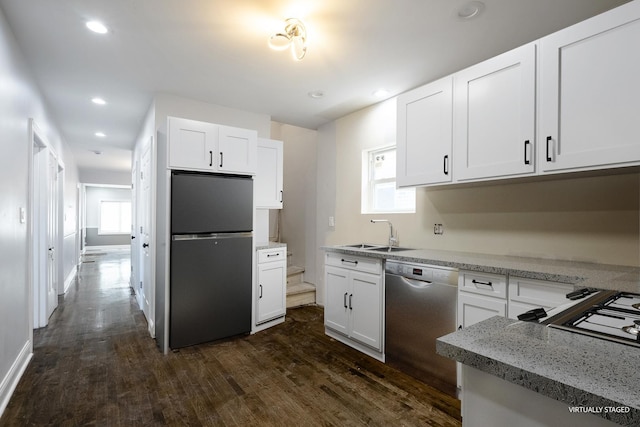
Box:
507;276;573;320
457;271;508;330
256;247;286;326
324;253;383;354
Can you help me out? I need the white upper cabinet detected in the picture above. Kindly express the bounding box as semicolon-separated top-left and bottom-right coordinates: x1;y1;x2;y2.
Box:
167;117;257;175
539;1;640;174
453;43;536;182
168;117;218;171
218;125;257;175
396;76;453;186
255;138;284;209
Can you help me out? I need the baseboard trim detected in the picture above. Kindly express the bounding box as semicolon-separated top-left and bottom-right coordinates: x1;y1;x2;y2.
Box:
0;340;33;417
83;245;130;252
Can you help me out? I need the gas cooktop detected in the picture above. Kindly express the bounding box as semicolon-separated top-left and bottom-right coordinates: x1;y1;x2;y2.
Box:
543;290;640;348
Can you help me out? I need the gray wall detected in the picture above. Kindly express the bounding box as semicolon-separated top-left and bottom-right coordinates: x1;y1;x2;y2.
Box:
84;186;132;247
0;5;79;414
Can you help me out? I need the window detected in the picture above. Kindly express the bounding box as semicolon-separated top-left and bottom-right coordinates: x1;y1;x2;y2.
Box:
99;200;131;234
362;146;415;213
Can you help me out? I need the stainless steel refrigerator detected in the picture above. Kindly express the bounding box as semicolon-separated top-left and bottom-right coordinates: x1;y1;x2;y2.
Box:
170;171;253;349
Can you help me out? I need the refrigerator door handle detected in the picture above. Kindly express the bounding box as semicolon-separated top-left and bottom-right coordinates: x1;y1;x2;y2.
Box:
172;232;253;241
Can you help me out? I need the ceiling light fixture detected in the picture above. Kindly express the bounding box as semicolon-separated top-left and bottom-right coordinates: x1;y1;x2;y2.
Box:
86;20;109;34
308;90;324;99
457;1;485;20
373;89;390;98
269;18;307;61
91;97;107;105
95;132;106;138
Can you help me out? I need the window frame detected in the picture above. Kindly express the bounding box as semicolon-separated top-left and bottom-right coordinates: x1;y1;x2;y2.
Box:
98;199;132;235
361;145;416;214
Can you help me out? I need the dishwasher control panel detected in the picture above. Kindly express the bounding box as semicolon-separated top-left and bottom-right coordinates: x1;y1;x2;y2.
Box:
386;261;457;285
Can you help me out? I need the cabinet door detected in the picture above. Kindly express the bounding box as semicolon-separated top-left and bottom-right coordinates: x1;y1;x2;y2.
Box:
457;292;506;329
218;125;257;175
397;76;453;186
454;43;536;181
324;266;350;335
256;138;283;209
349;271;382;350
168;117;217;171
257;261;286;323
539;3;640;173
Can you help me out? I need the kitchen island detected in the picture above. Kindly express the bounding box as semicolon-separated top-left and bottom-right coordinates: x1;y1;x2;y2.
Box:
437;316;639;426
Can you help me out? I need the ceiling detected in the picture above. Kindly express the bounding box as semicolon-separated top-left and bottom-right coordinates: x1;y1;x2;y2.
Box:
0;0;630;175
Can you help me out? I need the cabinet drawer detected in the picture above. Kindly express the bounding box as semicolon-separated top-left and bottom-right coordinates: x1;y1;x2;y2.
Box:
508;277;573;308
459;271;507;299
325;252;382;274
258;248;286;264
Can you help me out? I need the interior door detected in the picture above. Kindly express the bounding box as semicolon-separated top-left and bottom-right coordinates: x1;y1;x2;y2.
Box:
140;142;152;329
130;161;139;296
46;151;58;320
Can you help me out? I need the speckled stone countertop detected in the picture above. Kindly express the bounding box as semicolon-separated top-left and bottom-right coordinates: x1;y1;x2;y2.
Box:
436;317;640;426
256;242;287;251
323;245;640;293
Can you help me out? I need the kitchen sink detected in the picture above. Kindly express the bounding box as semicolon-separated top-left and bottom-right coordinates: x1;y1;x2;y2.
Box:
342;243;384;249
369;246;414;252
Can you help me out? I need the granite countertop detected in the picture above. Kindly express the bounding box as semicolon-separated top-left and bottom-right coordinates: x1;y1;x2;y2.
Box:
322;245;640;293
256;242;287;251
436;317;640;426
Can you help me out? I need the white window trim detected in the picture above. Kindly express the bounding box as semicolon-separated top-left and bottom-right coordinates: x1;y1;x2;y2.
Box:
98;199;132;235
361;145;415;214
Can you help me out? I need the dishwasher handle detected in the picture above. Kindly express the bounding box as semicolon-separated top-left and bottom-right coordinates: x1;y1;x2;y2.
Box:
395;275;432;289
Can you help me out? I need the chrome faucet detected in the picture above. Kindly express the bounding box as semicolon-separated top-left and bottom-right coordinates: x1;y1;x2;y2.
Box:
370;219;398;247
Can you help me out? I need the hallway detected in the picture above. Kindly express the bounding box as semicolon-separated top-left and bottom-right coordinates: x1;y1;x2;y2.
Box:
1;249;461;426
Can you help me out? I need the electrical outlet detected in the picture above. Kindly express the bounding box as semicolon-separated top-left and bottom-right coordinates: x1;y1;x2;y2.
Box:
434;223;444;235
328;216;335;227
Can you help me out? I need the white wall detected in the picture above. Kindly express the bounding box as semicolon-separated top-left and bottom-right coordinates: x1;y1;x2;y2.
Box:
313;98;640;304
0;6;79;415
271;122;318;283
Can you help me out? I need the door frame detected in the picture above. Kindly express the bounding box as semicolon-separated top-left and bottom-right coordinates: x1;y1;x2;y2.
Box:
28;119;64;329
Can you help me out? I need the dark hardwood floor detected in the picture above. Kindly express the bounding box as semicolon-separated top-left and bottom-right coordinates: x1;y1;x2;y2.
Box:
2;249;461;426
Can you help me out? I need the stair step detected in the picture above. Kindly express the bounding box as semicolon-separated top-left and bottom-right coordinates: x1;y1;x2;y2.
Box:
287;265;305;286
287;282;315;295
287;266;305;276
286;282;316;308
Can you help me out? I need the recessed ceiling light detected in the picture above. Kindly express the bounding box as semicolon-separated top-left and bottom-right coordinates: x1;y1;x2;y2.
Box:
95;132;106;138
373;89;390;98
457;1;485;20
86;20;108;34
308;90;324;99
91;97;106;105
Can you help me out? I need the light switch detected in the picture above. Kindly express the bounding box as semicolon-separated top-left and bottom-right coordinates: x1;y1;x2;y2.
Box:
328;216;335;227
19;207;26;224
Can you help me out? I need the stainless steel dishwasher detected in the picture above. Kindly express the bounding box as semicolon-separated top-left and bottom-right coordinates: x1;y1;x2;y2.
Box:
385;260;458;397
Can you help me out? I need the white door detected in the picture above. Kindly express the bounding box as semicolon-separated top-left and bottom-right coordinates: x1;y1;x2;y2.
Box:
324;266;350;335
140;142;153;333
397;76;453;186
130;161;139;294
539;4;640;173
167;117;217;171
45;151;59;320
349;271;382;350
255;138;284;209
218;125;257;174
257;261;286;323
454;43;536;181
